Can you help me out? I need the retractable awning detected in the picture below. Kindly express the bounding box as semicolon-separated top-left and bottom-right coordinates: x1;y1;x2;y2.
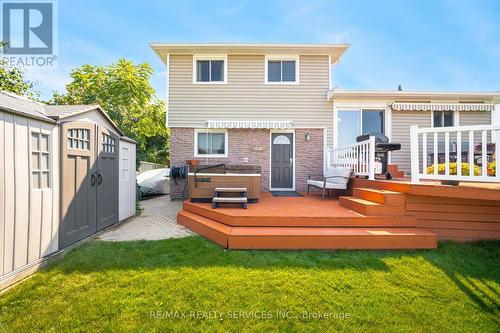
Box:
206;120;294;129
391;103;494;112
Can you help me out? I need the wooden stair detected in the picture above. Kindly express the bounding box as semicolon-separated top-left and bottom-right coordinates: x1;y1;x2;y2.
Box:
178;210;437;250
178;186;437;250
387;164;405;178
340;187;406;216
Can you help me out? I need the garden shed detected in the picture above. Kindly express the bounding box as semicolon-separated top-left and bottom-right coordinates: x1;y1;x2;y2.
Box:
0;91;137;287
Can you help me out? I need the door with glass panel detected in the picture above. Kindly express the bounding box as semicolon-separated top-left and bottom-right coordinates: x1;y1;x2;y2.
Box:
96;126;119;231
337;109;384;147
60;122;97;248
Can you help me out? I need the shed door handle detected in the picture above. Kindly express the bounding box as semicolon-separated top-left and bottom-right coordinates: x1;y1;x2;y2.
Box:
91;172;97;186
97;172;103;185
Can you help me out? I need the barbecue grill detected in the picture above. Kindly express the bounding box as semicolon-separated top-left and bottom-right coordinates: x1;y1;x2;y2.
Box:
356;132;401;179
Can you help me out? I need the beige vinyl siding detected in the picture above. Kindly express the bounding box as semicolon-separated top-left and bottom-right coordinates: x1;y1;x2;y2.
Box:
0;111;59;279
391;111;432;174
459;111;491;126
169;54;333;144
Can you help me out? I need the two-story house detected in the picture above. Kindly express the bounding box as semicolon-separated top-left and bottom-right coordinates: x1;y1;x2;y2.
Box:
151;43;499;199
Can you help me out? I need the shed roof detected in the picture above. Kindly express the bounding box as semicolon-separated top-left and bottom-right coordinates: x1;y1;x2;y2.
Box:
0;91;123;136
44;104;123;135
0;91;55;123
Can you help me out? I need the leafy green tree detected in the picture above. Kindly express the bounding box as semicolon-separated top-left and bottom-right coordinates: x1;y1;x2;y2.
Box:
52;59;169;165
0;40;39;98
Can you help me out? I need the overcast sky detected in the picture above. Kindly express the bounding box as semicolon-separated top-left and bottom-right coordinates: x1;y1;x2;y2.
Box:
22;0;500;100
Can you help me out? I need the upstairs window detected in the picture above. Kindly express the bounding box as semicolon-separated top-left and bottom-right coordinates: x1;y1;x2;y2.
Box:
265;56;299;84
433;111;454;127
193;55;227;84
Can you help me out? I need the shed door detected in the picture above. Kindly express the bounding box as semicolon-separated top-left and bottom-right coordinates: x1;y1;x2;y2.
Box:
271;133;294;189
96;126;119;231
60;122;97;248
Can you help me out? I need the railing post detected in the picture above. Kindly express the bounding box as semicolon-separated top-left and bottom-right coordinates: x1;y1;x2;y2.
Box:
368;136;375;180
410;125;420;183
496;129;500;181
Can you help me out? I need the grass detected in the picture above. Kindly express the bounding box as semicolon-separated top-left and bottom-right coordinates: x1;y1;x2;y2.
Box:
0;237;499;332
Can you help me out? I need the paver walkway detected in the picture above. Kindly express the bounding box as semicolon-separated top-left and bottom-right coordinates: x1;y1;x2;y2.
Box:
98;195;193;241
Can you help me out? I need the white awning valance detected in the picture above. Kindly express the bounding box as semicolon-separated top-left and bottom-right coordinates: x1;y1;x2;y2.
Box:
206;120;294;129
391;103;494;112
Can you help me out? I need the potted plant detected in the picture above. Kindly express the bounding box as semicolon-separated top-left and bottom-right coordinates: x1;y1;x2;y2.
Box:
185;159;200;166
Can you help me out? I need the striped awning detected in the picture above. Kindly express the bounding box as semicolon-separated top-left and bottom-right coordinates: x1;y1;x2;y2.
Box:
206;120;294;129
391;102;494;112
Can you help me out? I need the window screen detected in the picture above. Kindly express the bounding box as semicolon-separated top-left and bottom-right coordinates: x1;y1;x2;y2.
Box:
267;60;296;82
434;111;454;127
196;60;224;82
197;132;226;155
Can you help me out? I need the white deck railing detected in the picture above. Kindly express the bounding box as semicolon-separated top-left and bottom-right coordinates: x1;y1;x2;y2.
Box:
327;136;376;180
410;124;500;183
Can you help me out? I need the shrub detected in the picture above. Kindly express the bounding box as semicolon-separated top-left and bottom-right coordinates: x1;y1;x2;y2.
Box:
488;161;496;176
426;162;481;176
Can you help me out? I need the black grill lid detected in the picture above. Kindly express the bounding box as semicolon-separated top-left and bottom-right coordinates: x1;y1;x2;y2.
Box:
356;132;389;144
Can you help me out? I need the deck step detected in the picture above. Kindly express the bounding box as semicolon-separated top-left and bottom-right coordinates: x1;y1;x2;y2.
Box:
387;164;405;178
339;196;406;216
213;197;247;203
353;187;405;206
177;210;437;250
182;201;417;227
178;210;230;247
215;187;248;193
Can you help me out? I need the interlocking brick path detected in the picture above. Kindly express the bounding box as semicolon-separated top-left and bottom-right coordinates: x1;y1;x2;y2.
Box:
98;195;193;241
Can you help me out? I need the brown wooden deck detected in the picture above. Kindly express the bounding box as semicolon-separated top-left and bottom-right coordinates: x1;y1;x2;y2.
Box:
352;178;500;241
177;192;437;250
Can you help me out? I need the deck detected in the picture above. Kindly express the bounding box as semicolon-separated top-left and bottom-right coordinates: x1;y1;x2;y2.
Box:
352;178;500;241
178;192;437;250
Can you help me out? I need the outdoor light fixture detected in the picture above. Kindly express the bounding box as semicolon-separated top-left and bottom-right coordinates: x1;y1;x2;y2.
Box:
304;132;311;141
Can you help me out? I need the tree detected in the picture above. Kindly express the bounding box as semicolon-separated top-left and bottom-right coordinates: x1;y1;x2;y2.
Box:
0;40;39;98
52;59;169;165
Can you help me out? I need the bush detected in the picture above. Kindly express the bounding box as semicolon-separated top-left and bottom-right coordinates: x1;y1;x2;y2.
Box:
426;162;481;176
488;161;496;176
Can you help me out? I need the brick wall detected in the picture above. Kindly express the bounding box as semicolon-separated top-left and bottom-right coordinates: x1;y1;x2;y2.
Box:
169;128;324;199
295;129;324;192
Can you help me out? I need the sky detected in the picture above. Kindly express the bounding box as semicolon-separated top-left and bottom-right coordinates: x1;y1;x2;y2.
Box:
19;0;500;101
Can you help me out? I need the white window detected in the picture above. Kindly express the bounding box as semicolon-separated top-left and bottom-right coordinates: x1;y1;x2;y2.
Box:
31;132;50;189
433;111;455;127
194;129;228;157
193;55;227;84
265;55;299;84
68;128;90;150
102;133;116;153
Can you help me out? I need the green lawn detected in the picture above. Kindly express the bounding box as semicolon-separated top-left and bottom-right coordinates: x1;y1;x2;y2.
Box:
1;237;499;332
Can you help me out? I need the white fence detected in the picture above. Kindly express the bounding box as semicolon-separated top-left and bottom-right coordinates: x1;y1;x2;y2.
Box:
327;136;376;180
410;124;500;183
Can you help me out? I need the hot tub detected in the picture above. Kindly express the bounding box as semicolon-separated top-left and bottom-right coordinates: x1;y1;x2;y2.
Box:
188;165;261;202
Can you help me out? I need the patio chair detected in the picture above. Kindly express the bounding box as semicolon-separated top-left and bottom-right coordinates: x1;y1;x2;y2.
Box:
307;167;353;199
